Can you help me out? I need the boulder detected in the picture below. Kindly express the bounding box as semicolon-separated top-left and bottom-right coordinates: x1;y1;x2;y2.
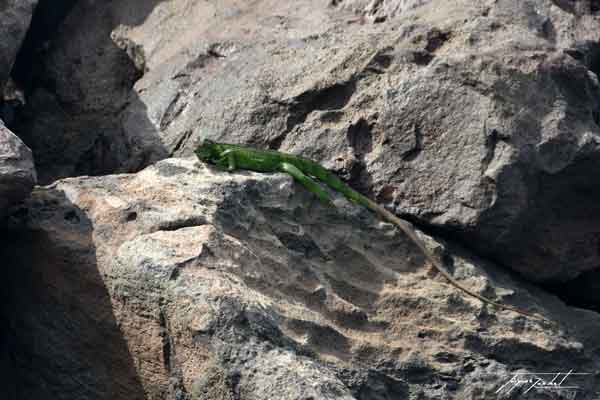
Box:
0;0;37;89
11;0;148;184
0;120;36;217
110;0;600;282
1;158;598;399
10;0;600;279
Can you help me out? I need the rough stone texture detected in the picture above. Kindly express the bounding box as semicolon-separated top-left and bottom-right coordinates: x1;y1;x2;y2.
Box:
0;120;36;217
10;0;150;184
2;158;600;399
1;77;26;126
103;0;600;284
333;0;432;21
4;1;600;399
10;0;600;282
0;0;37;90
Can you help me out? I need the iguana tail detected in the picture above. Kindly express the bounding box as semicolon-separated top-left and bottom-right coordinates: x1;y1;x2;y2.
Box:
365;200;552;323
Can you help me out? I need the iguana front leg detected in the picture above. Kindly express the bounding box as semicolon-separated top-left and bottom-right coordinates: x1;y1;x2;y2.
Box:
279;162;334;207
215;149;237;171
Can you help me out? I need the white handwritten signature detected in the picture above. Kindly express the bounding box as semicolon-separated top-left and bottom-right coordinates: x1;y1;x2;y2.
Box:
495;370;591;397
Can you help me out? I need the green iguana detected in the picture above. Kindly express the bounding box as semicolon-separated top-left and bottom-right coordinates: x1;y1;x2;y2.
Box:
195;140;549;323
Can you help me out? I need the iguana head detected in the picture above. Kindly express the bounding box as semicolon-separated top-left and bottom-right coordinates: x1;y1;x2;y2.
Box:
194;139;223;163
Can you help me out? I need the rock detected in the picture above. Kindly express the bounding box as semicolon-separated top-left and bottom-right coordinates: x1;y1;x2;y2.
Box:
0;0;37;90
0;120;36;217
10;0;600;281
11;0;150;184
98;0;600;283
333;0;431;22
5;0;600;283
2;158;599;399
0;77;25;126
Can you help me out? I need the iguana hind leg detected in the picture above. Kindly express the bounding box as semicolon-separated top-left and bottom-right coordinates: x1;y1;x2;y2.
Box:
280;162;334;207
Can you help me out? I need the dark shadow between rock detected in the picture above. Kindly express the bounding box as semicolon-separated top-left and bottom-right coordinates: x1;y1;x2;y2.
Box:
8;0;168;185
0;188;147;400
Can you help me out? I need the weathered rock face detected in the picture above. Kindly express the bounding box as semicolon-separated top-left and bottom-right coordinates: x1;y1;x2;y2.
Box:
0;0;37;90
334;0;432;21
14;0;591;283
10;0;150;184
2;158;599;400
4;1;600;397
9;0;600;282
0;120;36;217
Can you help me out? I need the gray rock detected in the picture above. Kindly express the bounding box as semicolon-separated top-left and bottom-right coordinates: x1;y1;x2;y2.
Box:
11;0;151;184
105;0;600;283
0;0;37;89
2;158;599;399
0;120;36;217
1;77;25;126
333;0;431;22
9;0;600;282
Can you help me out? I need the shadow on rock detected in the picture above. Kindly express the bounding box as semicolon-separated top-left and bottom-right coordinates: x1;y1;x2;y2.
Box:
9;0;167;184
0;188;146;400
